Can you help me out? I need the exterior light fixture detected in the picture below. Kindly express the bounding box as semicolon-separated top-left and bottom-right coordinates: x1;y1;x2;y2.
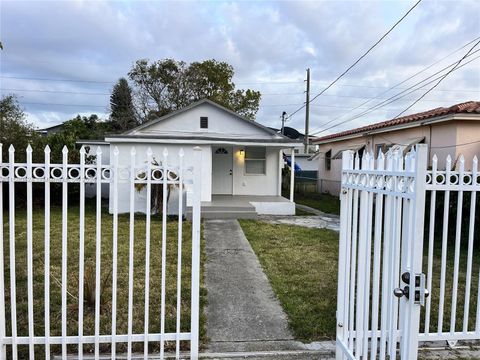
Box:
239;149;245;156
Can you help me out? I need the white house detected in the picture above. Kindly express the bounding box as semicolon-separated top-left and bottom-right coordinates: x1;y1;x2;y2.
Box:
85;99;301;218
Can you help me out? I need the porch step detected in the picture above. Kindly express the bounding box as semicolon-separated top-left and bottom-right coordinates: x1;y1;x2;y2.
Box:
186;205;258;220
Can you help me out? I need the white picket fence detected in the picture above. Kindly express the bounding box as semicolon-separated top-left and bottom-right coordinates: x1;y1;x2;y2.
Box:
336;144;480;360
0;144;202;360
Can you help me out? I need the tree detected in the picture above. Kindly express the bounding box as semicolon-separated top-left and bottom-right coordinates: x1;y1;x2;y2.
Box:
0;95;40;161
45;114;110;163
109;78;138;132
128;58;261;122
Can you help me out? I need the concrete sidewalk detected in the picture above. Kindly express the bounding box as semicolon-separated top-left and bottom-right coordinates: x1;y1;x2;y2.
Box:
258;204;340;231
204;219;305;353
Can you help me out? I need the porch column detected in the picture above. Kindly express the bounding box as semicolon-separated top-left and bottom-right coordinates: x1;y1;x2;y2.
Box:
290;150;295;202
278;149;283;196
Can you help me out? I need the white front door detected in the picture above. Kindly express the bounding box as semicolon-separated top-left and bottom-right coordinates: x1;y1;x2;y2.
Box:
212;146;233;194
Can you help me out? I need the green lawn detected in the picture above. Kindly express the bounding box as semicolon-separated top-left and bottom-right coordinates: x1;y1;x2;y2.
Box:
239;220;339;341
294;192;340;215
422;239;480;333
2;202;206;357
239;219;479;344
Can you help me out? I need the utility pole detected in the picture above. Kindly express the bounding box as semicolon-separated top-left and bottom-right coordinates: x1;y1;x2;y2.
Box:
304;68;310;153
281;111;287;135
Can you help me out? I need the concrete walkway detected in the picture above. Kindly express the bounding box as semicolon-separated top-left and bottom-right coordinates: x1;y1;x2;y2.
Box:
204;219;305;353
258;204;340;232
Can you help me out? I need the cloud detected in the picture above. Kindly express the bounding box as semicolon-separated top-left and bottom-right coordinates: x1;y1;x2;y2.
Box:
0;0;479;136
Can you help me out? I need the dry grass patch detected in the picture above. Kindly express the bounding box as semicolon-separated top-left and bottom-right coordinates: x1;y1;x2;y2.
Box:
1;201;206;357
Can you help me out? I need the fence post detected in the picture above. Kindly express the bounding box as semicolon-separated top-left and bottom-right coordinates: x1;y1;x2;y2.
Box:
290;151;295;202
8;145;18;360
61;146;69;358
0;144;5;360
402;144;428;359
78;146;84;360
191;146;202;360
26;145;34;360
336;150;354;360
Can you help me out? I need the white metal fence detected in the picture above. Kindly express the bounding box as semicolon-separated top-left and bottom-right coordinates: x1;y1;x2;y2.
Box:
420;153;480;345
335;144;480;359
0;144;202;359
336;145;428;360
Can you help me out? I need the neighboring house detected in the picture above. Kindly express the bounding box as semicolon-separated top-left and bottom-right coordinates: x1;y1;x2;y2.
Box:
81;99;302;217
36;122;64;136
311;101;480;195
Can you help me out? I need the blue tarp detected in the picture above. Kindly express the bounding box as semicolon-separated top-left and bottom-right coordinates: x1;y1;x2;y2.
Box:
284;155;302;173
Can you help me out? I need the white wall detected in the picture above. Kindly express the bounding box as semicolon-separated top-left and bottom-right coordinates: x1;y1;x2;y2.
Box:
109;143;212;214
84;144;111;198
231;145;280;196
133;102;274;139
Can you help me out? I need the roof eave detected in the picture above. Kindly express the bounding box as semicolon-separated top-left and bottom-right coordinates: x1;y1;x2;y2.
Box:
105;134;301;147
313;113;479;145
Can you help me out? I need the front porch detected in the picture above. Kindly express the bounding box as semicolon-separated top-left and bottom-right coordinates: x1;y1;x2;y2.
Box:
187;195;295;219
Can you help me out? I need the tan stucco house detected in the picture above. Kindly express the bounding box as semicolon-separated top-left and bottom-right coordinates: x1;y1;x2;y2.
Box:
311;101;480;195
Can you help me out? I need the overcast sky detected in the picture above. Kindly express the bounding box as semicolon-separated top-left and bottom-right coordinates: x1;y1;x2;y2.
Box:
1;0;479;137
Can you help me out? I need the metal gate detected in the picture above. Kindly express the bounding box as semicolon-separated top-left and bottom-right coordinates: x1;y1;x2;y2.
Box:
336;143;480;359
336;145;428;360
0;144;202;359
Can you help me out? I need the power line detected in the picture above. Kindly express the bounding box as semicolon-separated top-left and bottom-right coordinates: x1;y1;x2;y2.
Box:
287;0;423;120
261;103;303;107
2;86;477;100
20;101;108;108
303;36;480;136
392;39;480;118
312;84;480;92
0;88;111;95
311;36;480;96
310;95;476;103
261;92;305;96
308;45;480;135
0;75;115;84
309;53;480;136
0;75;296;86
234;81;303;85
337;53;480;128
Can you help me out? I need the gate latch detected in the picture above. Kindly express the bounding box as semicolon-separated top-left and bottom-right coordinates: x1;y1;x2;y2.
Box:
393;272;429;306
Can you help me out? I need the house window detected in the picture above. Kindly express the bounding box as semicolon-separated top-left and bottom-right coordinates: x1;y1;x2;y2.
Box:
200;116;208;129
245;146;266;175
325;149;332;171
215;147;228;154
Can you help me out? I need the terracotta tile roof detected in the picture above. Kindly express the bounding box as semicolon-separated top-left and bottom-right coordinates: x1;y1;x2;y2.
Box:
313;101;480;143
